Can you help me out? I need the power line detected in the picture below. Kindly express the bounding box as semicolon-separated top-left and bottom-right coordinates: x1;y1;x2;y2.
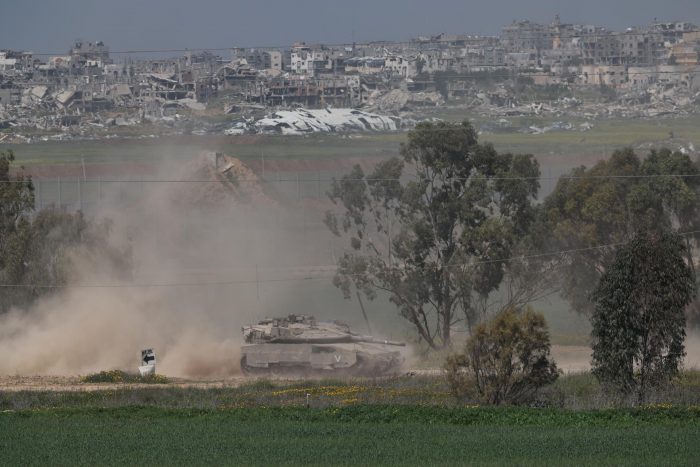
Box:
341;229;700;274
3;173;700;184
457;229;700;267
6;69;700;84
20;28;700;57
0;276;328;289
1;230;698;289
404;70;700;81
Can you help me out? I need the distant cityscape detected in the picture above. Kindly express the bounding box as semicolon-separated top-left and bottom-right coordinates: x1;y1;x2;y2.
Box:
1;16;699;141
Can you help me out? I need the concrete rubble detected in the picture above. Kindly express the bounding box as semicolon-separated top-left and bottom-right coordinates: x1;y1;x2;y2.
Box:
251;108;407;135
367;89;445;113
171;151;277;207
1;18;700;143
461;83;700;121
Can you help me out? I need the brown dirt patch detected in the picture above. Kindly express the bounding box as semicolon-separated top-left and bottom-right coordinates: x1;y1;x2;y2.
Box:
0;375;248;392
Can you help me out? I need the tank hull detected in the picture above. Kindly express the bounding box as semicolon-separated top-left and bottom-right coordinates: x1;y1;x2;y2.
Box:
241;342;403;376
240;315;406;376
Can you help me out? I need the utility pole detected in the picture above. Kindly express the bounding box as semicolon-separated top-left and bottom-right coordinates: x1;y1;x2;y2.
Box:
256;264;260;301
36;179;42;211
78;177;82;211
356;291;372;335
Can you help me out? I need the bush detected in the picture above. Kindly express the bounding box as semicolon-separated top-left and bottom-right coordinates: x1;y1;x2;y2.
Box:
80;370;169;384
445;308;559;405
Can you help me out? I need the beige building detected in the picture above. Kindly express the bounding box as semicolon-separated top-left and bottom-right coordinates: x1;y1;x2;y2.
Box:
579;65;628;86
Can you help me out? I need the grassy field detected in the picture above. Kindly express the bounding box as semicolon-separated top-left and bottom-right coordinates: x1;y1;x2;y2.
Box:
3;115;700;168
0;133;402;166
2;372;700;411
1;405;699;466
1;374;699;464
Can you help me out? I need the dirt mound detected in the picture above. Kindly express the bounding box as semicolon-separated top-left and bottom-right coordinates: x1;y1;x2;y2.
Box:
368;90;445;113
172;151;276;207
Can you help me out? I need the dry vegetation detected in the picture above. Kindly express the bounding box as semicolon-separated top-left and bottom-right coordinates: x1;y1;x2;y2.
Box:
2;371;700;411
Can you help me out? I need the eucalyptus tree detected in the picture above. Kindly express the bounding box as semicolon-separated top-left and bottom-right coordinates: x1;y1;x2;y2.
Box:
325;121;541;349
591;231;695;403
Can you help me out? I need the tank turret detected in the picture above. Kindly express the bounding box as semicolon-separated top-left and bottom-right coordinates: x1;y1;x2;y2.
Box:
240;314;405;376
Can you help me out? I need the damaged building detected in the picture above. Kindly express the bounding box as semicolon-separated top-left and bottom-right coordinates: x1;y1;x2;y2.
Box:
1;17;700;142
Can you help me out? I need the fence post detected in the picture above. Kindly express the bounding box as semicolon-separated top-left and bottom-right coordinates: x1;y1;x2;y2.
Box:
78;178;82;211
37;179;42;210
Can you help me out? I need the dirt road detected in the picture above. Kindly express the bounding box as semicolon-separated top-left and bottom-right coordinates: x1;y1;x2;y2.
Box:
0;375;250;392
0;346;592;393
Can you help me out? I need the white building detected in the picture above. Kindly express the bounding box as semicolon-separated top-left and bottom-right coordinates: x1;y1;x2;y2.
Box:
290;45;331;76
0;52;17;71
384;55;409;77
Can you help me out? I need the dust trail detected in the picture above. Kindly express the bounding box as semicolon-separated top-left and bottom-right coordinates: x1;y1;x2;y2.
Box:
685;333;700;369
0;152;296;378
0;287;241;377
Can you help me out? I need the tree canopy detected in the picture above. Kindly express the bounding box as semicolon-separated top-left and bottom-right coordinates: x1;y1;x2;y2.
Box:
0;150;128;313
0;150;35;311
325;121;541;349
591;230;696;403
540;147;700;316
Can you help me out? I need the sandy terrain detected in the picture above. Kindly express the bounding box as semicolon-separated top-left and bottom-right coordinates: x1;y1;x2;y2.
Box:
7;340;696;393
0;345;594;393
0;375;250;392
551;345;591;373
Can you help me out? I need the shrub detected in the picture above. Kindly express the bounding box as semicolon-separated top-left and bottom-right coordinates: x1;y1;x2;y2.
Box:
80;370;169;384
445;308;559;405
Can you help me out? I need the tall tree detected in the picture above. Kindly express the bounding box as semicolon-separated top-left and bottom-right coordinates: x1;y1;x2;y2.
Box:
0;150;129;312
0;150;34;239
591;231;695;403
0;150;35;311
325;121;541;349
540;148;700;316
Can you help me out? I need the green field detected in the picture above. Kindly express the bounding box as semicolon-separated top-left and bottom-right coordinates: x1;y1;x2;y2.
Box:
2;371;700;411
0;133;403;166
3;115;700;465
1;406;699;466
3;115;700;167
1;373;699;464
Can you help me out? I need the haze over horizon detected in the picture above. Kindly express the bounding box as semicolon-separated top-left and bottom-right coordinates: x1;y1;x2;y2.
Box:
2;0;700;57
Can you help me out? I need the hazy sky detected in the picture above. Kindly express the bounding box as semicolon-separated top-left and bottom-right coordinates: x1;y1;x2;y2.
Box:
2;0;700;57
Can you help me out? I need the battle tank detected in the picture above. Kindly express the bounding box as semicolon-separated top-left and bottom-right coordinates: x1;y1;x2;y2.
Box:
240;314;405;376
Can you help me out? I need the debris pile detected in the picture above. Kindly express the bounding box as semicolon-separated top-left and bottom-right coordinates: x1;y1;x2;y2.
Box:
462;83;700;121
224;108;411;135
367;89;445;113
171;151;276;207
2;27;700;145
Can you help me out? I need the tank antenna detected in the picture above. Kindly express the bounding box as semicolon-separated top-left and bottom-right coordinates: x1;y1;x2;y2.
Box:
356;290;373;335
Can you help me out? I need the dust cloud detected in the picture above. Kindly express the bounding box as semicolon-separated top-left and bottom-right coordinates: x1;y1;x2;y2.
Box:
5;151;699;378
0;286;241;377
685;333;700;369
0;152;328;378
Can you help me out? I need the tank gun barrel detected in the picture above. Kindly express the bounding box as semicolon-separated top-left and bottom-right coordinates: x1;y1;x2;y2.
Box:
349;336;406;346
267;335;405;346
